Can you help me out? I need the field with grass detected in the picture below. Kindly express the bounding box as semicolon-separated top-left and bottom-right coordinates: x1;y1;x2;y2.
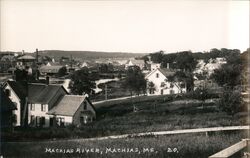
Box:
1;132;247;158
2;93;247;142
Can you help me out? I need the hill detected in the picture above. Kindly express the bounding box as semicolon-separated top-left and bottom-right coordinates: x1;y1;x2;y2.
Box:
38;50;147;59
0;50;148;60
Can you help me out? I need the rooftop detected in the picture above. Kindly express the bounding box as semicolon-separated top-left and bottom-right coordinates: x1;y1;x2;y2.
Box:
47;95;86;116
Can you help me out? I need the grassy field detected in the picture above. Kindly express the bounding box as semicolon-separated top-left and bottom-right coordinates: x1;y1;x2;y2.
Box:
91;80;131;102
2;93;248;142
1;132;247;158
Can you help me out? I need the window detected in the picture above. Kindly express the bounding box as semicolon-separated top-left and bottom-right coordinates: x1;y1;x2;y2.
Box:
30;115;35;125
170;90;175;94
160;82;165;87
60;118;65;126
56;117;65;127
170;83;174;88
156;73;159;78
180;83;186;88
13;102;17;109
36;116;40;127
41;104;46;112
80;117;84;124
12;114;17;124
83;101;87;110
5;89;10;97
40;117;45;126
30;104;35;111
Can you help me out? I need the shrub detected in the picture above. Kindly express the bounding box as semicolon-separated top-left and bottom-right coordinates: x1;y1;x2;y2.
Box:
218;89;243;115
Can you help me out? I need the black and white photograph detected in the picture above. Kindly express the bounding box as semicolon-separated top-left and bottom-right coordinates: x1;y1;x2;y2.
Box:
0;0;249;157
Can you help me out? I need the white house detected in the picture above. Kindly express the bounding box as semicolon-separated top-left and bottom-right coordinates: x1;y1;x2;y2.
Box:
47;95;96;127
3;82;23;126
145;68;186;95
3;81;67;127
125;59;145;70
3;80;96;128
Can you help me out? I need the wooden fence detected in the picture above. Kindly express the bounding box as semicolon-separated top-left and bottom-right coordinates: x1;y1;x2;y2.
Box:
209;139;249;158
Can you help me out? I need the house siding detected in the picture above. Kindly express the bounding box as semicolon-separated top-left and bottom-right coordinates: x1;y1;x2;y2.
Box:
4;85;21;126
73;100;96;126
28;103;50;127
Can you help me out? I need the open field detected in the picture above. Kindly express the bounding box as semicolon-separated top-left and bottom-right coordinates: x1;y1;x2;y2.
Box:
2;93;247;142
1;132;247;158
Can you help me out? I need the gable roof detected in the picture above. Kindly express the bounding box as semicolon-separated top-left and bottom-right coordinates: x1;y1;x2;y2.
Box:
145;68;175;79
5;81;27;100
47;95;86;116
5;81;67;104
28;84;64;104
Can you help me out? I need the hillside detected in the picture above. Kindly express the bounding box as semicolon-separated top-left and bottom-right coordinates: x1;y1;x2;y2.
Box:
0;50;147;60
38;50;147;59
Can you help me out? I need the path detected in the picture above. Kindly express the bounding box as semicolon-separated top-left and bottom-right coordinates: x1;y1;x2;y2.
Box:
45;125;249;143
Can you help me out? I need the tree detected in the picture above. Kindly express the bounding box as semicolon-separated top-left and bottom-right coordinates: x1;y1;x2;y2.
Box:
210;50;242;89
123;66;147;96
171;51;197;92
218;89;243;115
69;68;96;95
150;51;164;63
57;66;67;77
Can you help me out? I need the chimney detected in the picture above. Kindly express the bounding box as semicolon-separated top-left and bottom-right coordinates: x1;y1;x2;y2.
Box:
22;50;25;55
46;76;50;85
36;48;39;63
167;63;170;69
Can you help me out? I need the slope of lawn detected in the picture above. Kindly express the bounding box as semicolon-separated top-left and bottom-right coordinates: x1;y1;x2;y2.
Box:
2;94;247;141
1;132;247;158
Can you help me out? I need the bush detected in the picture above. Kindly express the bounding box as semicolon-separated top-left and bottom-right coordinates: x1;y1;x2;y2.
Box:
218;89;243;115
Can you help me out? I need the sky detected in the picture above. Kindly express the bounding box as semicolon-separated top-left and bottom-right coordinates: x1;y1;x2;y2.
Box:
0;0;249;53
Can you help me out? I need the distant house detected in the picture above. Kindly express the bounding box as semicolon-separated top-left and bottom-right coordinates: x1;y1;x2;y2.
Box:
145;68;186;95
16;54;36;68
0;89;17;129
47;95;96;127
39;65;63;75
125;59;145;70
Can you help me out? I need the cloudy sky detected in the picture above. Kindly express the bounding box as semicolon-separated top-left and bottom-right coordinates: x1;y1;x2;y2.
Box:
0;0;249;53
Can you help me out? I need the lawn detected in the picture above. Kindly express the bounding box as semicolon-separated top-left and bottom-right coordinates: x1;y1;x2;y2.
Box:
2;94;247;142
1;132;247;158
91;79;131;102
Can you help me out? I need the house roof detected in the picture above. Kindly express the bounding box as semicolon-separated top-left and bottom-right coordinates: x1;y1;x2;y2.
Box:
28;84;64;104
158;68;175;77
5;81;66;104
40;65;63;73
145;68;175;79
47;95;86;116
17;55;35;60
126;59;144;65
5;81;27;100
